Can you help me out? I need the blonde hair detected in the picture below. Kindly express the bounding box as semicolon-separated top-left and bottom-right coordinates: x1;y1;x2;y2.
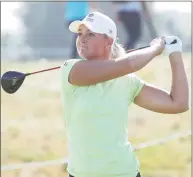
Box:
110;42;126;59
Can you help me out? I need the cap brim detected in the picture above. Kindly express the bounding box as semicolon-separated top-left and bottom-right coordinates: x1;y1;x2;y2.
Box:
69;21;83;33
69;20;94;33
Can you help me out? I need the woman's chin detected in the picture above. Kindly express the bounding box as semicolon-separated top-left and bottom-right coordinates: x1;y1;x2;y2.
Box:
79;51;90;59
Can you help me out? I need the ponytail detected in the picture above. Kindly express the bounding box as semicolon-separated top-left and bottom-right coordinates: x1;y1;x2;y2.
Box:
110;42;126;59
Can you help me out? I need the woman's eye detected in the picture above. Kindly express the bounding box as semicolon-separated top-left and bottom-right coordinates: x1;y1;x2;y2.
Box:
89;33;95;37
78;33;82;36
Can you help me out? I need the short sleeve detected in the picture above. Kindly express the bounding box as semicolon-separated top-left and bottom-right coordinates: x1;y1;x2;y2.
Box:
127;74;145;102
60;59;82;89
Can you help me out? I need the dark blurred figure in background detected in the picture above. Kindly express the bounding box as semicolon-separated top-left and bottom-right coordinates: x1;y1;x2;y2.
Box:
114;1;157;50
64;1;97;59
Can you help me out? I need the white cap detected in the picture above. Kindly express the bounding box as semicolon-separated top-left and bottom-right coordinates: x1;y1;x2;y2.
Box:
69;12;117;42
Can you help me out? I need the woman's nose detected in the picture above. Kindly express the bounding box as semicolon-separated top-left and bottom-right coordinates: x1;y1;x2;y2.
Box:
80;35;87;44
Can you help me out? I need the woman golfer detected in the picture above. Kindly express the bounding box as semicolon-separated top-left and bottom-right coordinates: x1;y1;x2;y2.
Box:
60;12;189;177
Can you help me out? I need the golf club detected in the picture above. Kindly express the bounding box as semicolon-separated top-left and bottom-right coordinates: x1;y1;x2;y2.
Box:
1;39;177;94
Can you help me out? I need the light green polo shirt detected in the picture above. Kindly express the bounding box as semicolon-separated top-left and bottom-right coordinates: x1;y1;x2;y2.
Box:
60;59;145;177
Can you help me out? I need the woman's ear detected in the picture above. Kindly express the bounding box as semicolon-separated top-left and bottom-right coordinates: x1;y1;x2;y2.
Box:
106;38;113;48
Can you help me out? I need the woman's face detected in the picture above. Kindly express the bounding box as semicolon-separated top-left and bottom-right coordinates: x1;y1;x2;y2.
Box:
76;25;111;60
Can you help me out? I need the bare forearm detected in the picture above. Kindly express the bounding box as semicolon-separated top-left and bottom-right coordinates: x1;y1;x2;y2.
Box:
122;46;158;72
103;47;158;77
169;52;189;108
70;47;158;86
134;37;189;114
134;53;189;114
95;47;157;80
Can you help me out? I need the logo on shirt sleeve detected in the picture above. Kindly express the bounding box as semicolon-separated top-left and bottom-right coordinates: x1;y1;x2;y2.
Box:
63;62;68;66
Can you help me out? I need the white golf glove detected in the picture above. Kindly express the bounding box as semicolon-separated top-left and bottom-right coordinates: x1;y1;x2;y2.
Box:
163;36;182;56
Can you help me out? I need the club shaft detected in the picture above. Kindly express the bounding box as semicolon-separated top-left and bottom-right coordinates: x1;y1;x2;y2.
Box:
126;39;177;53
127;45;149;53
26;66;61;76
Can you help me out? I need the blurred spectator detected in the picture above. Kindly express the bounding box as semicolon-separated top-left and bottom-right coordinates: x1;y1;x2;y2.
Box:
114;2;157;50
64;1;97;59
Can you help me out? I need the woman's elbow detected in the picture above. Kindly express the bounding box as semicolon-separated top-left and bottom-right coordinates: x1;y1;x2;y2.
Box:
174;101;189;113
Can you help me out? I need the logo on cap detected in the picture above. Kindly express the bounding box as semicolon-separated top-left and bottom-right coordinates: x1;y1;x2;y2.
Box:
88;13;94;17
86;17;94;22
109;29;112;34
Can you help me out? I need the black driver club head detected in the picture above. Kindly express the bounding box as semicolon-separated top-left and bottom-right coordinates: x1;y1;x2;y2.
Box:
1;71;26;94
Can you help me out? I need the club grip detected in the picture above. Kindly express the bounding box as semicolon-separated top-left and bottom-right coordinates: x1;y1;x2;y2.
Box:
127;39;177;53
